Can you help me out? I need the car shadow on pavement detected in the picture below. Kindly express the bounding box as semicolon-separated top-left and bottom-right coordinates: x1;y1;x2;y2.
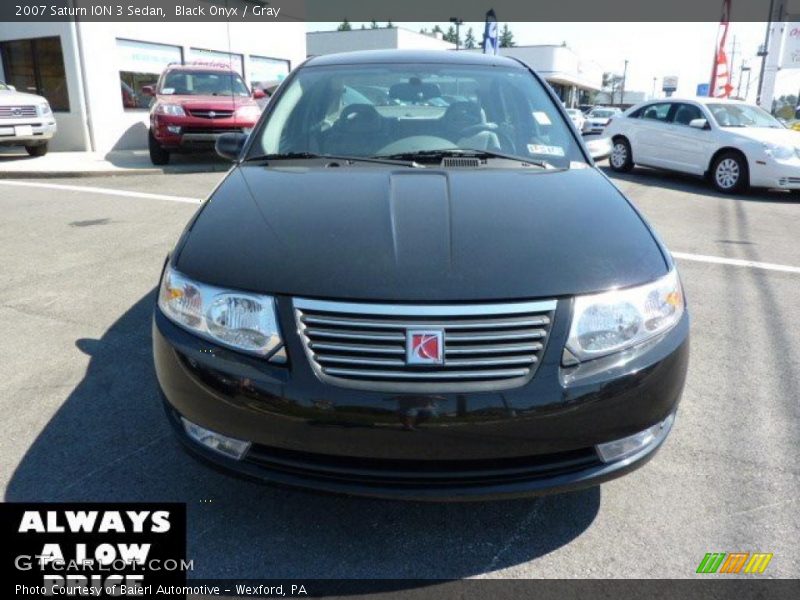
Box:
5;290;600;580
599;165;798;204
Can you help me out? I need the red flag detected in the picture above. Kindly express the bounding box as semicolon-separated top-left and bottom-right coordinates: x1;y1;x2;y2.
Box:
710;0;733;98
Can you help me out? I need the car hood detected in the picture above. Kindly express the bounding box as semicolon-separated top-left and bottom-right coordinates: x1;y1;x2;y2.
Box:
156;94;256;109
174;164;668;302
0;89;46;105
723;126;799;146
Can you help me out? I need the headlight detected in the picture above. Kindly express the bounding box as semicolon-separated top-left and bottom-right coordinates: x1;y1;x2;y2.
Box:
235;104;261;120
566;269;684;361
38;102;52;117
155;104;186;116
158;265;283;358
762;142;796;160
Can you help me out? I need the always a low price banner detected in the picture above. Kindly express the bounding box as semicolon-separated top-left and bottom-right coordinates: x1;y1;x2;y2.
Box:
1;503;187;597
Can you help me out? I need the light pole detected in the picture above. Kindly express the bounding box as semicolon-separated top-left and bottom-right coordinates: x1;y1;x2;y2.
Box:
756;0;776;105
620;59;629;107
652;76;657;99
449;17;464;50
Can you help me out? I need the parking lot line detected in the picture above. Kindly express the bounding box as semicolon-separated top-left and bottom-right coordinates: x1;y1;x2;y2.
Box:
0;180;203;204
672;252;800;275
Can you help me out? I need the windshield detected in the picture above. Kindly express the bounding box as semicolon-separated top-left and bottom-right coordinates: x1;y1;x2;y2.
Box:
160;70;250;97
707;103;782;128
250;63;584;168
589;109;616;118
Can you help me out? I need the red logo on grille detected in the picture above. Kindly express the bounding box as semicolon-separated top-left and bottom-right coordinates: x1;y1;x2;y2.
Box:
407;330;444;365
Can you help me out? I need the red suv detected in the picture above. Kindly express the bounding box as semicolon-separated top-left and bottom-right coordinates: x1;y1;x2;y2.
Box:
143;63;265;165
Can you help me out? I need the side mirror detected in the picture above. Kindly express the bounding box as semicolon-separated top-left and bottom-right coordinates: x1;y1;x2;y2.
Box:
141;85;154;97
689;118;709;130
252;88;266;99
215;132;248;161
585;136;612;162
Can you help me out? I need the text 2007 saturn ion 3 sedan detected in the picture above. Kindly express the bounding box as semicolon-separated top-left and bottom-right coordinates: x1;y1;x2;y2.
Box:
153;50;689;501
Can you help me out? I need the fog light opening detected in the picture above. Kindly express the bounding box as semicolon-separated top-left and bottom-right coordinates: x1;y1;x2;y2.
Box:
181;417;251;460
595;413;675;464
166;125;181;134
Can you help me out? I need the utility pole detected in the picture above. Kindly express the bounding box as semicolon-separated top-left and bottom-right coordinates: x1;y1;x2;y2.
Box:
729;35;738;94
620;59;629;106
737;61;746;98
449;17;464;50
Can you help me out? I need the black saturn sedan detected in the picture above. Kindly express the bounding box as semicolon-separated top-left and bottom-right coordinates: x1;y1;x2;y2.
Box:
153;50;689;501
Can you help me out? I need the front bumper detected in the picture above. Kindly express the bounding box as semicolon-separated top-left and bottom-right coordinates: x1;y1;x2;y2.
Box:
749;158;800;190
152;115;253;150
0;119;56;145
153;300;689;501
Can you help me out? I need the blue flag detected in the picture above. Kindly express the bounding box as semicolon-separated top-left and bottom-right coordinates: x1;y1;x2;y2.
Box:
483;9;498;55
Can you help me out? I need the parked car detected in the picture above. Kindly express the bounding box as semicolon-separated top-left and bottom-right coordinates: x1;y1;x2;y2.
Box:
154;50;689;501
565;108;586;131
0;81;56;156
143;62;265;165
605;96;800;194
582;106;622;134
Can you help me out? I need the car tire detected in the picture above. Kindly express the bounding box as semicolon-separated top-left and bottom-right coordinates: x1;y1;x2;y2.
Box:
25;143;48;157
148;131;170;166
711;151;748;194
609;137;634;172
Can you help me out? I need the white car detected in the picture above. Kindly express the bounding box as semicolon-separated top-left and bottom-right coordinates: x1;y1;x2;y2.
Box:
605;96;800;194
0;81;56;156
582;107;621;134
565;108;585;131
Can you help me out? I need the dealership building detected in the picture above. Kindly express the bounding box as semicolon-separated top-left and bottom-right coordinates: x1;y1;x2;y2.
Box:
0;21;306;152
308;30;602;108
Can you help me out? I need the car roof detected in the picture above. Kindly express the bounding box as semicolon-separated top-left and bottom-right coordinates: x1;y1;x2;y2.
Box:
639;96;748;105
304;49;524;68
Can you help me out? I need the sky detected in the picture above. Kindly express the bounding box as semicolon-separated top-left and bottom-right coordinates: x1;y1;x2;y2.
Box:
307;21;800;102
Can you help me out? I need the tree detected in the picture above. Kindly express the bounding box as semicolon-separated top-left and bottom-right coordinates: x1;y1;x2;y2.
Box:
444;25;460;46
464;27;477;49
360;24;366;29
499;24;515;48
337;19;352;31
602;72;625;106
370;20;379;29
432;25;443;34
419;27;428;34
386;21;394;28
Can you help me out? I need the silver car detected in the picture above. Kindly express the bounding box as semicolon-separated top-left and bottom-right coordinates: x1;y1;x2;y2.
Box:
0;81;57;156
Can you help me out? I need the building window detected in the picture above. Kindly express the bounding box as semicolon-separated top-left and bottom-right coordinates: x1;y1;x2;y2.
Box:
0;36;69;111
249;55;290;92
116;39;182;110
188;48;244;76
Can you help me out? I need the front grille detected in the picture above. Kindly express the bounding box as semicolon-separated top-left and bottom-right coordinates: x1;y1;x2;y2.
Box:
245;444;599;488
0;105;37;118
294;298;556;392
181;126;242;135
187;109;234;119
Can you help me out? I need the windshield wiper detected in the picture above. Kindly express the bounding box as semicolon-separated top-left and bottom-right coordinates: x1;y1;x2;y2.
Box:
242;152;419;167
374;148;555;169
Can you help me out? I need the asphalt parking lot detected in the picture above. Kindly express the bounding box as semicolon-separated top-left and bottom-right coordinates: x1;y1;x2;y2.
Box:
0;163;798;580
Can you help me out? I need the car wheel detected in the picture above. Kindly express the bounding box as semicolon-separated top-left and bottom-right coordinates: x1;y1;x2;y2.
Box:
148;131;170;166
711;151;748;194
25;143;48;157
609;138;633;172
